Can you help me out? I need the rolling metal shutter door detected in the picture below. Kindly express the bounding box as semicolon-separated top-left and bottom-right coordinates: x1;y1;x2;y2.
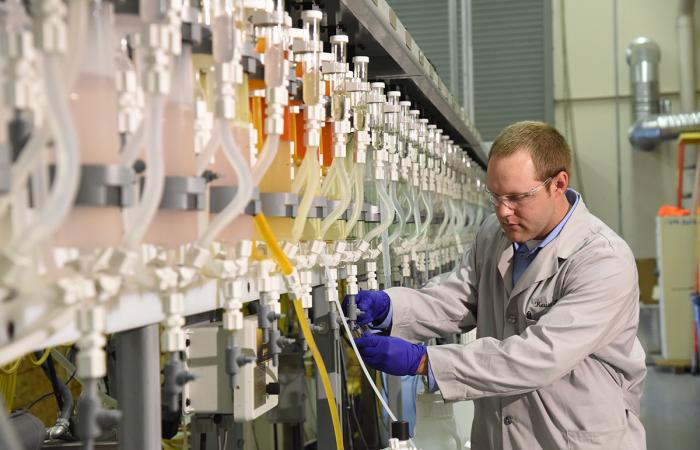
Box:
472;0;553;141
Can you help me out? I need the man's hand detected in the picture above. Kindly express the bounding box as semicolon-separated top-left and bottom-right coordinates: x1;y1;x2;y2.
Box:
354;333;427;376
342;290;391;327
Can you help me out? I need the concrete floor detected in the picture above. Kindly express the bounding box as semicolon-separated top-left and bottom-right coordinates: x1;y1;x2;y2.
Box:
641;366;700;450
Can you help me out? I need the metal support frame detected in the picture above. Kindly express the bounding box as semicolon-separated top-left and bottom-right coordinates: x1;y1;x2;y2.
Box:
311;284;343;449
116;324;162;450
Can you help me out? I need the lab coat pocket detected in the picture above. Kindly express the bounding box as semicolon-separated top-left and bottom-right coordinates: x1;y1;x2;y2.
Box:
565;424;626;450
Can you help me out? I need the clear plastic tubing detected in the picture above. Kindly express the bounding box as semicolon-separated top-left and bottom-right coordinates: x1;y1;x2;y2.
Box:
121;94;166;250
10;55;81;257
197;119;254;247
252;134;281;185
291;149;321;243
1;126;49;217
196;127;221;176
387;181;404;244
363;179;394;243
319;158;352;239
342;162;365;239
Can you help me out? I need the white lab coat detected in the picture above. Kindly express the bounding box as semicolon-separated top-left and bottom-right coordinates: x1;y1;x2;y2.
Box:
386;200;646;450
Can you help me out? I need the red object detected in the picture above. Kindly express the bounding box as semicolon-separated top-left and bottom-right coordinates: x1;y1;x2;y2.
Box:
657;205;690;216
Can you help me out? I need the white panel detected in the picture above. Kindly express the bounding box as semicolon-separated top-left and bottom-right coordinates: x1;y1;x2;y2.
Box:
552;0;615;100
553;0;687;258
554;100;620;231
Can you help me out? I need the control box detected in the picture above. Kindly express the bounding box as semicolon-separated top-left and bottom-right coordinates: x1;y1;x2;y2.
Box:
184;316;278;421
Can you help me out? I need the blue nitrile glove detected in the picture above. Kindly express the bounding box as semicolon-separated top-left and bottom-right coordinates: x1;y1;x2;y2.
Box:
354;333;427;376
342;290;391;327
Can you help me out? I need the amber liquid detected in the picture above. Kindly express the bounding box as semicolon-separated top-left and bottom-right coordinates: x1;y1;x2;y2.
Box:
53;74;123;250
321;121;333;172
293;108;306;166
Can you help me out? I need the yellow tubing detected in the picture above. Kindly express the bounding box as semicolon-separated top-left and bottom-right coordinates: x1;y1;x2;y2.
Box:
253;213;344;450
0;359;22;375
27;348;52;366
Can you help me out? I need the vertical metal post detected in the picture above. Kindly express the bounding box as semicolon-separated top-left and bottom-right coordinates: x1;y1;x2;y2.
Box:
116;324;162;450
312;284;343;449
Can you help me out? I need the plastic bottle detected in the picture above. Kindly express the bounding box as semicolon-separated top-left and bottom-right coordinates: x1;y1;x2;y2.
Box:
143;44;200;247
412;392;463;450
54;0;122;250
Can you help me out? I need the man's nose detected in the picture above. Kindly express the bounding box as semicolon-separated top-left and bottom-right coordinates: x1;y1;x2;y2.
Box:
495;201;515;217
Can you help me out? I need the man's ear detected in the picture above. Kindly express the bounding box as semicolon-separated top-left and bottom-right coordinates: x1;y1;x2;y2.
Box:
554;171;569;193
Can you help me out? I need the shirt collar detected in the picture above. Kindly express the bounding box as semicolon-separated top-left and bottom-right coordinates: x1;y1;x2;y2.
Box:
513;188;581;254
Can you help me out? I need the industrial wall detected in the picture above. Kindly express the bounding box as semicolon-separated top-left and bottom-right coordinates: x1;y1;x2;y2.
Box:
552;0;700;259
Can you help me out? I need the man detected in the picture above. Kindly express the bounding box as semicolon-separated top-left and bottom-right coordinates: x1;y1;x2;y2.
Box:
349;121;646;449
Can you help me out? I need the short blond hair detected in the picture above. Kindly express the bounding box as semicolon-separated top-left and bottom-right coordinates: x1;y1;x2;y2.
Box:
488;121;571;181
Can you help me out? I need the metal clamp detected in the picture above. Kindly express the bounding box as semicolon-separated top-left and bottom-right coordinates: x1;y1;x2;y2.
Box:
242;43;264;80
259;192;299;218
69;164;135;207
160;176;206;210
364;203;380;223
308;196;328;219
209;186;260;215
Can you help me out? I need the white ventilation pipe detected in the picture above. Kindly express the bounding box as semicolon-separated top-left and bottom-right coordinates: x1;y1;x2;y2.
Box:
626;37;661;123
628;3;699;150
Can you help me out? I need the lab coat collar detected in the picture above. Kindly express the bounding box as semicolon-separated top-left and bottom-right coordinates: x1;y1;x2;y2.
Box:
498;199;592;299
